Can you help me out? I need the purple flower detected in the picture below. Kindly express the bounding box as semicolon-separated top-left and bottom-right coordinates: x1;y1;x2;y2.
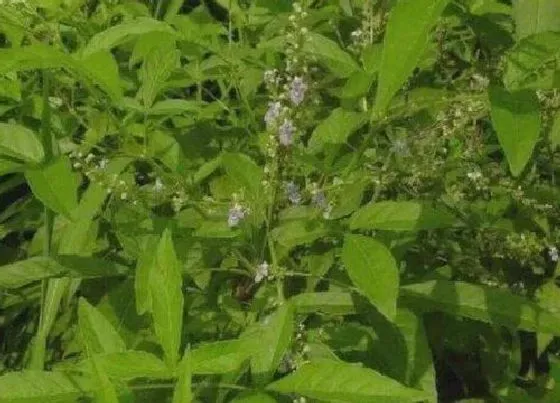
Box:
312;190;327;209
285;181;302;204
228;203;246;227
290;77;307;105
264;101;282;128
278;118;295;146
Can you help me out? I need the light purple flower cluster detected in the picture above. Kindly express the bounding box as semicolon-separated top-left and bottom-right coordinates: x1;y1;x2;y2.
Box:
264;101;282;129
228;203;246;228
285;181;302;204
311;190;327;209
278;119;296;146
289;77;307;105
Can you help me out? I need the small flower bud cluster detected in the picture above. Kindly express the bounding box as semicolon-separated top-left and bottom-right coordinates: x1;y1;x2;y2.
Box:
503;232;547;267
466;167;489;192
548;246;558;263
309;183;333;219
349;0;386;51
254;261;270;283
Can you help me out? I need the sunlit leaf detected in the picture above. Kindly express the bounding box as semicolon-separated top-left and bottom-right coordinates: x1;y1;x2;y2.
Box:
373;0;450;117
342;234;399;321
150;229;184;368
267;360;430;402
489;87;541;177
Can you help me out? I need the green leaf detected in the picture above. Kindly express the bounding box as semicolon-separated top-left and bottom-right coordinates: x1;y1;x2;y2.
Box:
340;70;376;99
77;51;122;102
89;357;119;403
303;32;360;78
395;309;437;401
173;348;193;403
342;235;399;321
290;292;357;315
76;351;170;381
400;280;560;335
350;201;457;231
0;257;128;289
221;153;263;199
148;99;199;116
135;235;159;316
373;0;451;117
81;17;176;57
190;340;250;374
271;220;328;256
243;303;294;385
550;110;560;149
489;87;541;177
25;156;79;218
0;158;24;176
230;392;277;403
504;32;560;90
308;108;367;152
150;229;184;368
0;257;65;288
70;184;107;222
304;251;334;292
0;44;122;101
0;371;89;402
513;0;560;40
29;278;71;370
138;39;178;107
78;297;127;354
0;123;44;164
267;360;430;402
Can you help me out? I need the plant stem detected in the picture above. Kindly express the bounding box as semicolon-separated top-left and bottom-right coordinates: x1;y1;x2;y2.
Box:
30;70;55;370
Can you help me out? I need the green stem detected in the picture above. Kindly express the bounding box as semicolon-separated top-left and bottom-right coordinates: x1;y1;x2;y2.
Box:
30;70;55;370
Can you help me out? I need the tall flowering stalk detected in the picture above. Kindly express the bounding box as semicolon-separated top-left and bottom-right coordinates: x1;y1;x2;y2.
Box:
259;2;312;300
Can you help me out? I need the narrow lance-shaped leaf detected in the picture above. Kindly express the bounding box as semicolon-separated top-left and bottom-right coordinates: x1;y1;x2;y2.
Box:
489;87;541;177
373;0;450;118
267;360;430;402
342;234;399;321
135;235;159;315
29;278;72;370
173;348;193;403
150;229;184;368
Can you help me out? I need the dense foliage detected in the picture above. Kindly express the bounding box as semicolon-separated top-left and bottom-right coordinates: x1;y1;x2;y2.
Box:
0;0;559;402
